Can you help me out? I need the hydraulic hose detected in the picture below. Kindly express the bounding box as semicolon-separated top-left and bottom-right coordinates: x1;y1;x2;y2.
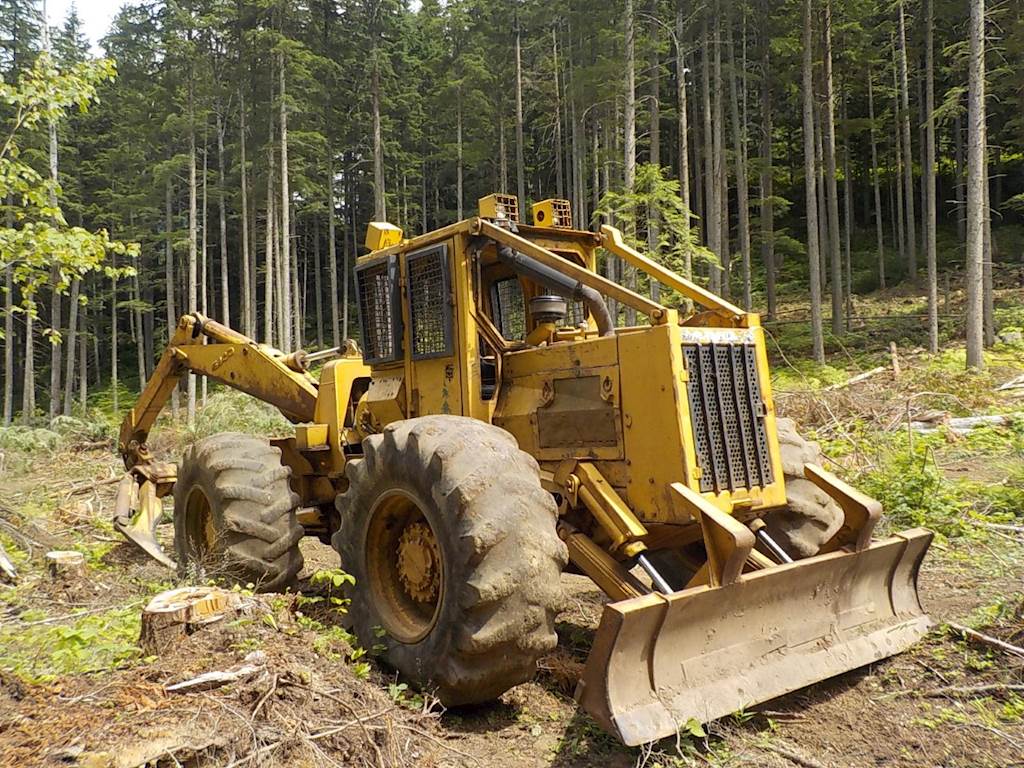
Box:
496;245;615;336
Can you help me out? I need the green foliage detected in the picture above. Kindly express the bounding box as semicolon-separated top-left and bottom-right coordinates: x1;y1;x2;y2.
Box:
187;390;292;441
860;447;968;535
594;163;715;306
0;605;141;683
0;53;136;326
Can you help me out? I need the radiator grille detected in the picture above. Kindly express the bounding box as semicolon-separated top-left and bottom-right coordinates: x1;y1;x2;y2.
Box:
408;246;451;358
682;343;774;493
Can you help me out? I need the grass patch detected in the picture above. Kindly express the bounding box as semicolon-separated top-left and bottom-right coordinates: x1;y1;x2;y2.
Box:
0;604;142;683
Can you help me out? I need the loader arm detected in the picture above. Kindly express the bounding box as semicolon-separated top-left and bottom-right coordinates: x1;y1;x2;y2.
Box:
118;313;318;469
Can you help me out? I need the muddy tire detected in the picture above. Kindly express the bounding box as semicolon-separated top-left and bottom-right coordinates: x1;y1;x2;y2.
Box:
762;418;844;558
333;416;567;706
174;433;303;592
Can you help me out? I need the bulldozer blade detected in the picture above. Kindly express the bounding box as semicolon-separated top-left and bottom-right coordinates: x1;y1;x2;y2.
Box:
575;527;932;746
113;473;176;570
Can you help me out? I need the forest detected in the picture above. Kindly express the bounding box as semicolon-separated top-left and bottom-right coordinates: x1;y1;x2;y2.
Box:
2;0;1024;767
0;0;1020;419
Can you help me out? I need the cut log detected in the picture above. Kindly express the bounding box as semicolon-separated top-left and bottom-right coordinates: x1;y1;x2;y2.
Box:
948;622;1024;659
166;653;265;693
822;366;887;391
140;586;243;656
911;413;1024;435
46;550;86;582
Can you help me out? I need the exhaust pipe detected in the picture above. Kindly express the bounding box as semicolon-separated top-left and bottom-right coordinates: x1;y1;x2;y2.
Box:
496;245;615;336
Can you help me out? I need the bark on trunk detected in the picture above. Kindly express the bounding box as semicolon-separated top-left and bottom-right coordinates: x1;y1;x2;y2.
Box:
514;12;526;207
924;0;938;353
822;0;843;334
802;0;825;362
727;13;751;310
759;8;775;318
279;53;292;351
868;68;886;289
897;1;917;281
327;146;340;347
965;0;986;369
239;89;252;336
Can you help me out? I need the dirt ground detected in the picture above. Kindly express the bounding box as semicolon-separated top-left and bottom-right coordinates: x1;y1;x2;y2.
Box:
2;364;1024;766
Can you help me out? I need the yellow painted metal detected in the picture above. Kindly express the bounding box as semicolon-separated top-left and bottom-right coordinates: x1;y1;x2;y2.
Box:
576;527;934;746
600;224;745;320
296;424;329;451
670;483;753;587
531;198;572;229
804;462;883;552
574;462;649;557
365;221;403;251
312;358;372;477
478;193;520;223
118;313;319;466
558;522;644;602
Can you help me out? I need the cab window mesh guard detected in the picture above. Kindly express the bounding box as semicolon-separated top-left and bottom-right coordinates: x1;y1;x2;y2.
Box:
491;277;525;340
355;255;402;364
408;245;453;359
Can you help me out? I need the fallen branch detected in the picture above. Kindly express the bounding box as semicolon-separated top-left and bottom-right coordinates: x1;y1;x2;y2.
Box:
65;476;121;497
910;413;1024;434
947;622;1024;659
166;661;264;693
761;741;829;768
925;683;1024;698
822;366;887;392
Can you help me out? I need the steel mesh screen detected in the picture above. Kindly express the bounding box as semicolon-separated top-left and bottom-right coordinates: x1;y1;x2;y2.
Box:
409;247;451;358
492;278;525;340
357;258;399;363
683;342;774;493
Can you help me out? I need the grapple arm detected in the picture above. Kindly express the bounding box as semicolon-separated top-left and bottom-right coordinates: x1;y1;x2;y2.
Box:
118;313;318;468
114;313;320;568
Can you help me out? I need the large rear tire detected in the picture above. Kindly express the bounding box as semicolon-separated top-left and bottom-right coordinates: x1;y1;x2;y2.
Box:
174;433;304;592
333;416;567;706
762;418;844;558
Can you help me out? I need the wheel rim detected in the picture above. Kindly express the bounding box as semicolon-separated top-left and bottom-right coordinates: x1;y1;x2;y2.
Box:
365;490;444;644
184;487;218;560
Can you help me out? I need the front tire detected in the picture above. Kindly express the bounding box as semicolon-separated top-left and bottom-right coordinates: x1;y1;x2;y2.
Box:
174;432;304;592
333;416;567;706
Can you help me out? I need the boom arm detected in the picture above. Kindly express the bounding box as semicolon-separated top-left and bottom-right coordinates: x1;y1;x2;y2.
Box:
118;313;319;468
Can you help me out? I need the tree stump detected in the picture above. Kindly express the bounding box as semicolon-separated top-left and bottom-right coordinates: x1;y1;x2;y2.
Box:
46;550;86;582
140;586;242;656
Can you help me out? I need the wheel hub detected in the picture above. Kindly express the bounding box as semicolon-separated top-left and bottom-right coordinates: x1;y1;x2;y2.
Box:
397;520;441;603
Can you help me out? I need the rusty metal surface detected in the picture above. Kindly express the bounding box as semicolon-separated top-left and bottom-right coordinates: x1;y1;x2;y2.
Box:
575;528;933;746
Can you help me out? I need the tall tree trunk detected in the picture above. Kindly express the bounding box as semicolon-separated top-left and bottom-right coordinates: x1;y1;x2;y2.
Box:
346;179;356;340
217;111;230;326
802;0;825;363
265;177;276;345
201;135;209;406
647;0;660;300
841;92;853;325
923;0;938;352
514;12;526;207
78;290;87;412
499;111;508;193
110;261;118;417
701;15;716;262
815;102;829;297
954;110;965;246
372;54;385;220
727;12;751;310
623;0;637;325
279;53;292;351
982;147;994;346
187;78;198;423
61;277;80;416
821;0;843;334
43;3;62;422
897;1;917;281
456;90;464;219
313;215;323;348
712;2;728;297
327;146;340;347
239;89;252;336
677;7;692;282
164;175;179;417
867;68;886;290
553;25;564;198
3;263;12;425
759;8;775;318
965;0;985;369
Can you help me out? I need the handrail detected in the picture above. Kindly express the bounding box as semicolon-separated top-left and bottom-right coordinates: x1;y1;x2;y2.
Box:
600;225;744;319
